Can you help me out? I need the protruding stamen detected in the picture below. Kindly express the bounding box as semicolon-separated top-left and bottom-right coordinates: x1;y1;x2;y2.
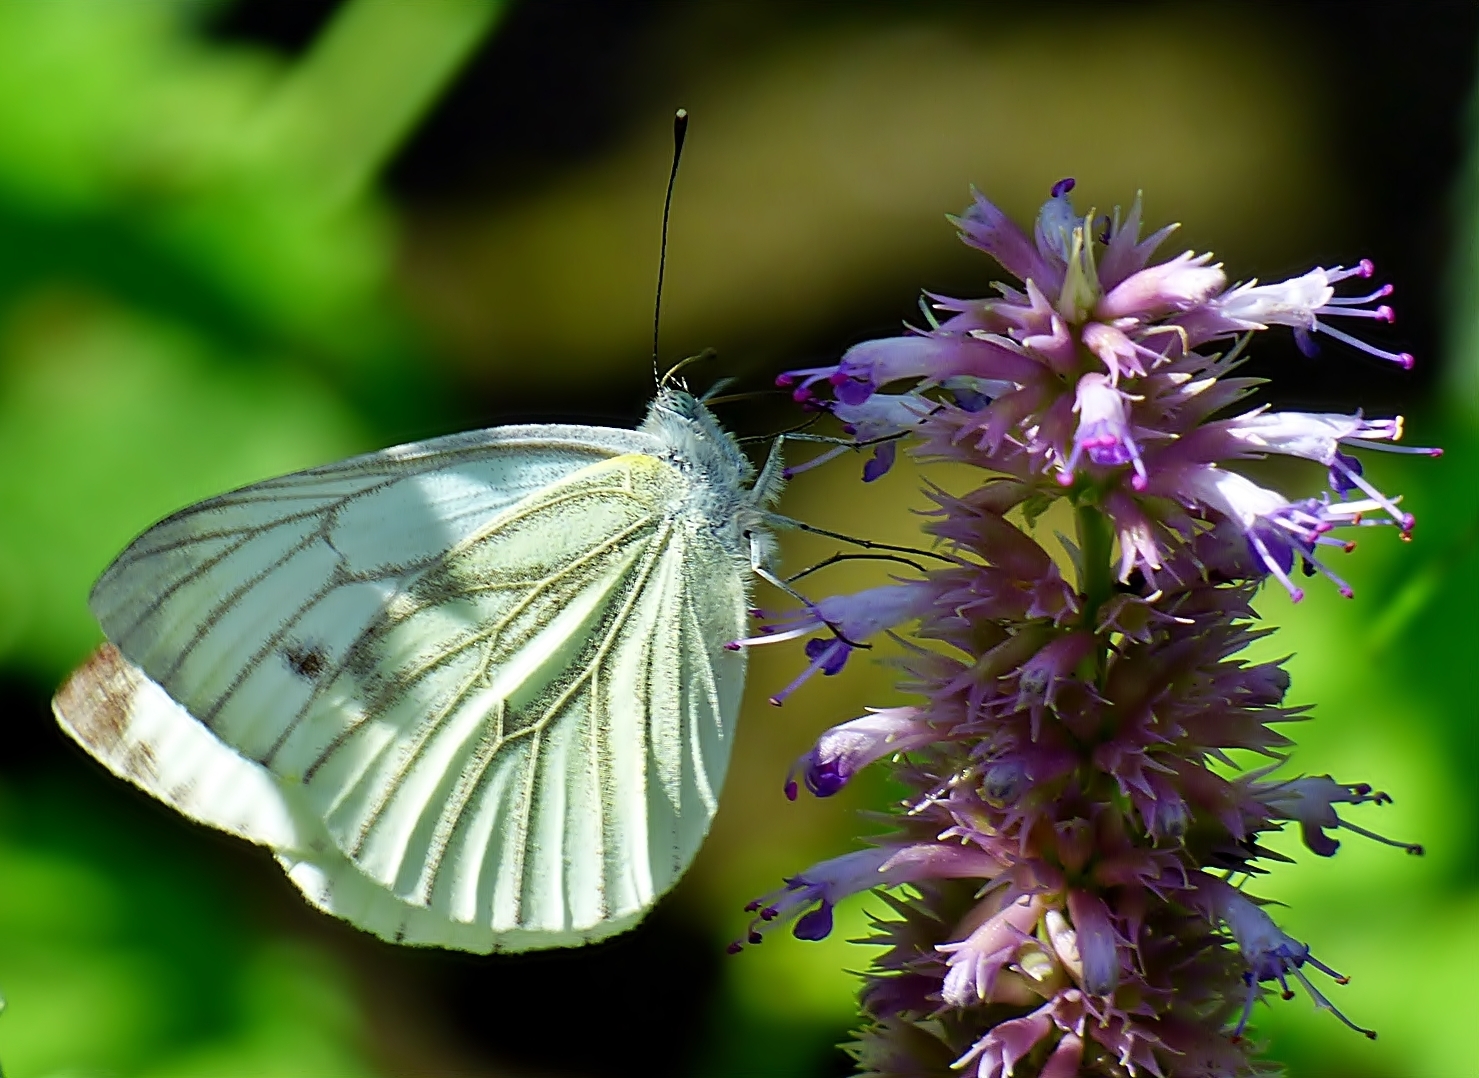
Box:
1313;322;1414;368
766;639;849;706
1290;967;1378;1040
1337;820;1424;855
1320;303;1394;323
1246;529;1305;602
1326;259;1375;284
1344;437;1443;457
1327;456;1414;530
1323;283;1393;306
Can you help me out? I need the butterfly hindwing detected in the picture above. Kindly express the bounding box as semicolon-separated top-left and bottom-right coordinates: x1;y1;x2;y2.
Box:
67;428;750;949
53;642;320;852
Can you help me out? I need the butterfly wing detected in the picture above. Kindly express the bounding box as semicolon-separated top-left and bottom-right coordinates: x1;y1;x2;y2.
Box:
52;644;626;951
54;641;322;851
55;428;749;950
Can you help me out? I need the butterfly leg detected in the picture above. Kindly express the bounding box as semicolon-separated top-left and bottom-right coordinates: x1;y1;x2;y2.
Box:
745;532;870;650
783;550;930;585
752;433;788;507
746;422;884;504
762;513;953;564
763;431;908;481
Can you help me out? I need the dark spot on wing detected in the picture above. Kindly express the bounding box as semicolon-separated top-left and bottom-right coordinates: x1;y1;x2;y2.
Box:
284;642;329;679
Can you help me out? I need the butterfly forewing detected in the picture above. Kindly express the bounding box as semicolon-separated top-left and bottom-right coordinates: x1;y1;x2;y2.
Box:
70;429;750;949
91;426;649;690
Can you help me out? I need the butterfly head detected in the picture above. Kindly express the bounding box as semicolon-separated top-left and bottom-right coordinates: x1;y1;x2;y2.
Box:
644;387;749;472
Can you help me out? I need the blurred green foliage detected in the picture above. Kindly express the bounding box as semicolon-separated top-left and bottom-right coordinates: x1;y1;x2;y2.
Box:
0;0;498;682
0;778;375;1077
0;1;1472;1076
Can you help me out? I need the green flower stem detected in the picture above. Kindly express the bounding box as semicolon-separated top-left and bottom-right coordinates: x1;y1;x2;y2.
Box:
1075;498;1115;683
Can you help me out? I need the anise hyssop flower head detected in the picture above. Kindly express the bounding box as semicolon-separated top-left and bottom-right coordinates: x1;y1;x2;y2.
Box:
739;180;1434;1077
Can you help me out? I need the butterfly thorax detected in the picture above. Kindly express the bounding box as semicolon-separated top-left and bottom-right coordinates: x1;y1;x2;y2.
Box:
639;389;774;567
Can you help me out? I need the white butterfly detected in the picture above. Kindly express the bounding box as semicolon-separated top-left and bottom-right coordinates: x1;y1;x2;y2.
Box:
52;388;783;952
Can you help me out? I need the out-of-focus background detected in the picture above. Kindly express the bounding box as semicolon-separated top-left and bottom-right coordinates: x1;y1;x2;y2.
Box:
0;1;1475;1075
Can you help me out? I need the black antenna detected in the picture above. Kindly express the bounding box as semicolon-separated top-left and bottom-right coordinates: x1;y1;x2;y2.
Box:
652;108;689;384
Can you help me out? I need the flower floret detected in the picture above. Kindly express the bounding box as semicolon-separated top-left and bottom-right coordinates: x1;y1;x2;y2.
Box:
1199;879;1376;1042
1260;775;1424;858
729;582;935;704
785;706;935;800
731;844;1000;952
1187;262;1413;368
1178;467;1390;600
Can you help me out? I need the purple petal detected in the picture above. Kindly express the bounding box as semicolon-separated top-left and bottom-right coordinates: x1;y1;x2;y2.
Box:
862;440;898;482
804;757;849;798
1067;890;1121;996
954;188;1055;285
833;377;875;406
793;901;835;941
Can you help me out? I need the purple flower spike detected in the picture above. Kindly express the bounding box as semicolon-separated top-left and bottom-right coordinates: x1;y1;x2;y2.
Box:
740;182;1431;1073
